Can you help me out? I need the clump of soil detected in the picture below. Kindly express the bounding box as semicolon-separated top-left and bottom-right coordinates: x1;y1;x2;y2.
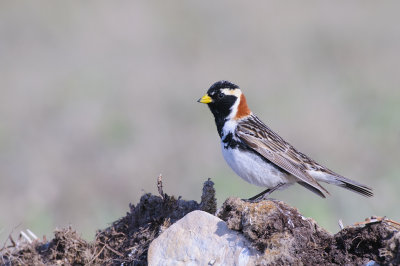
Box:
218;197;400;265
218;197;332;265
333;221;400;265
94;178;216;265
1;178;216;265
1;178;399;265
1;227;92;265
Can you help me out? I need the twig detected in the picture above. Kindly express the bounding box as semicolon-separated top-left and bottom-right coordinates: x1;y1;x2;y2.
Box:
354;216;384;226
20;231;32;244
89;244;106;264
157;174;164;199
26;229;38;240
385;218;400;227
338;219;344;230
105;244;124;257
97;241;124;258
1;224;21;251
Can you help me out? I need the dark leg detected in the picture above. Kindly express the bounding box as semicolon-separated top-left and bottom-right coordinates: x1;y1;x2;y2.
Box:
247;188;271;201
247;183;285;201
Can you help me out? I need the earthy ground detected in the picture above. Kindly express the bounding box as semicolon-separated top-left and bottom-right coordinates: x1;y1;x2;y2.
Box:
0;179;216;265
219;197;400;265
1;179;399;265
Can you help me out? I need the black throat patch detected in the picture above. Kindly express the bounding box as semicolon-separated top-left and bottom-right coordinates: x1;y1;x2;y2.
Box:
207;95;237;137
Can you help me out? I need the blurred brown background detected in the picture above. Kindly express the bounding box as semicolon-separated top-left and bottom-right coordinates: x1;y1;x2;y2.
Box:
1;1;399;242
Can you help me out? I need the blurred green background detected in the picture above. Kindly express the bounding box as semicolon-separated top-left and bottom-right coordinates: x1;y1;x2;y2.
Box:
1;1;399;243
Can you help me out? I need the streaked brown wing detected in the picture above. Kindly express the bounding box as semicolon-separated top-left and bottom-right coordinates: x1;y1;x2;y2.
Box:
236;115;330;196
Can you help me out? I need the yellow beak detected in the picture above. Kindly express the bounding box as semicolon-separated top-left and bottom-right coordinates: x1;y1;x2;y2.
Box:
197;94;212;104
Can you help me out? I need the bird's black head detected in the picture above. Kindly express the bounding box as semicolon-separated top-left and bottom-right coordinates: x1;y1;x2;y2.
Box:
207;80;239;95
198;80;240;119
198;80;246;136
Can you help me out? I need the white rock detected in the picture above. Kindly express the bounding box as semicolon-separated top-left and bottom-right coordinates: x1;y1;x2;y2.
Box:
148;210;260;266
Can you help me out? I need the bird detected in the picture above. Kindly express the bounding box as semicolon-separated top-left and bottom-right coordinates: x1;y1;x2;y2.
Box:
198;80;373;200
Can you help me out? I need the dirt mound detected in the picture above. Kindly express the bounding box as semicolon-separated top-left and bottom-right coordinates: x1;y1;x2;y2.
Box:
1;178;399;265
218;197;400;265
1;179;216;265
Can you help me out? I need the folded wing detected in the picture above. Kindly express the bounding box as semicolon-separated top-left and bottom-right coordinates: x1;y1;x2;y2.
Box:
236;115;330;198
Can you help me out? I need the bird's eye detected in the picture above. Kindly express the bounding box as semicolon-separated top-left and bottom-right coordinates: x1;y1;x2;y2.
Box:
218;92;224;99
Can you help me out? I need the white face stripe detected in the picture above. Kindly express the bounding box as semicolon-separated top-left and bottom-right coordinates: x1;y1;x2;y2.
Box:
221;88;242;120
226;95;240;120
221;88;242;97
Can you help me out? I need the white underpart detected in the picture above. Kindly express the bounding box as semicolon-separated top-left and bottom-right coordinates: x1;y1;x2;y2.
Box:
307;170;340;185
222;120;238;138
221;142;294;188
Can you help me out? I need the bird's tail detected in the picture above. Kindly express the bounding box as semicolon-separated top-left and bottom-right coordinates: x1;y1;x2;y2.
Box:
335;175;373;197
309;170;373;197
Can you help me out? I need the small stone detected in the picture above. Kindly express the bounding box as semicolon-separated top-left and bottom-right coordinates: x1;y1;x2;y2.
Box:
147;210;260;265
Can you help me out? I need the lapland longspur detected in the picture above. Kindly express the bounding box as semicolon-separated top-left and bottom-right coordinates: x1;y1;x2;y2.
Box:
198;80;373;200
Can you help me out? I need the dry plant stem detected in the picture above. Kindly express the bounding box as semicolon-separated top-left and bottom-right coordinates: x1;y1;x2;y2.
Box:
89;244;106;264
101;242;124;257
353;216;400;228
385;219;400;227
157;174;165;199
